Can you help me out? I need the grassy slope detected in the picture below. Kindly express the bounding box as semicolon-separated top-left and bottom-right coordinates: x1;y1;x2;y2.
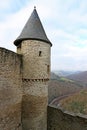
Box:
59;89;87;114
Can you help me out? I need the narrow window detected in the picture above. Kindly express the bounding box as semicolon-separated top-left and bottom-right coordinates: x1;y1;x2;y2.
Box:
47;65;50;74
39;51;42;57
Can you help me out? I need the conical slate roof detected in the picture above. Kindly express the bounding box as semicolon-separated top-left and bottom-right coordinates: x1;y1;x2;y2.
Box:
14;7;52;46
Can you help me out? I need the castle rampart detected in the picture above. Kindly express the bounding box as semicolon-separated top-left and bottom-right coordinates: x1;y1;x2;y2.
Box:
0;47;22;130
48;105;87;130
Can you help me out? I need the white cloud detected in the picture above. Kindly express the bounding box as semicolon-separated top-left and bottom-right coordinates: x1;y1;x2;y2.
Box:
0;0;11;9
1;0;87;71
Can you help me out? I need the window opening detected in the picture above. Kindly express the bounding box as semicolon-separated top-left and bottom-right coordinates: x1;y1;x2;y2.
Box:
39;51;42;56
47;65;50;74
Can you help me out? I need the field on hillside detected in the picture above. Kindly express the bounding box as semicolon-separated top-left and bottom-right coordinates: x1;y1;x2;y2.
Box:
59;89;87;115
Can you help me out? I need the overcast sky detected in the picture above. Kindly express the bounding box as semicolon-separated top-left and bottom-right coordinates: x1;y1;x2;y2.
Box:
0;0;87;71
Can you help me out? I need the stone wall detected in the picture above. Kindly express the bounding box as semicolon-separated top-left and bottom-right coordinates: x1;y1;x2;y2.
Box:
0;48;22;130
18;40;51;79
22;80;48;130
48;105;87;130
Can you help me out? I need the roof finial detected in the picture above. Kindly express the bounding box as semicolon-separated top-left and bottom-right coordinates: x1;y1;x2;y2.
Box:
34;6;36;9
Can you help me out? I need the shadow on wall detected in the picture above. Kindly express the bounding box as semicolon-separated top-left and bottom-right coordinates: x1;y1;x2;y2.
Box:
47;105;87;130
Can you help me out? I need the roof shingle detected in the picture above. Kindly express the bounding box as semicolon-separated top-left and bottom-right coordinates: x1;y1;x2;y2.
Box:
14;8;52;46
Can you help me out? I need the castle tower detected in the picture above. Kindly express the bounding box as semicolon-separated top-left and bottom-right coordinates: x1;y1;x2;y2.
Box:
14;7;52;130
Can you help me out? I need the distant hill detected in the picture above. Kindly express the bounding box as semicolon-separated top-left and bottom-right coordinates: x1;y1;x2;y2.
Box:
51;72;60;80
51;72;75;82
53;70;81;77
67;71;87;85
48;72;83;103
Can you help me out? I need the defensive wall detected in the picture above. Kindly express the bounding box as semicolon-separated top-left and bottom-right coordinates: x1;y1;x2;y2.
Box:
48;105;87;130
0;47;22;130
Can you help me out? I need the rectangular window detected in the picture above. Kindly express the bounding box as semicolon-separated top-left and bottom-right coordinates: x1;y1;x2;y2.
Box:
39;51;42;56
47;65;50;74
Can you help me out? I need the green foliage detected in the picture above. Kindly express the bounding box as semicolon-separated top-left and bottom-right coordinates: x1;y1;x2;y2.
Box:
60;90;87;114
59;77;74;82
70;101;85;113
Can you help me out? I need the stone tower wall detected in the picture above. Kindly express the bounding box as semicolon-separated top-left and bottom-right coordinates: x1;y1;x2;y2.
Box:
17;40;51;130
18;40;51;79
0;48;22;130
22;81;48;130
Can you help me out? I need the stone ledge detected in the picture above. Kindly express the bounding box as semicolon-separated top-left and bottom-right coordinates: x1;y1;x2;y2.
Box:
48;105;87;119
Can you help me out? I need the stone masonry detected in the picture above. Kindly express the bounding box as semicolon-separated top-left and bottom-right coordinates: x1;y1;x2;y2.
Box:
0;48;22;130
19;40;51;130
